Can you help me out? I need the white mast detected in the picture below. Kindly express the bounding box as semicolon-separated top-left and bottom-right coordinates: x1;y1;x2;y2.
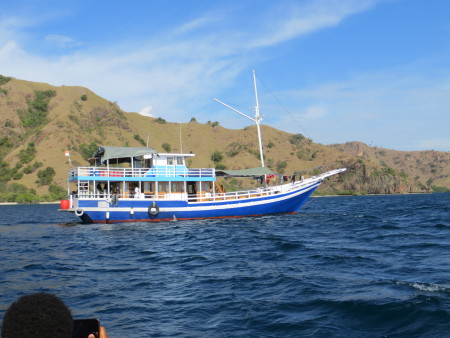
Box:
214;70;265;167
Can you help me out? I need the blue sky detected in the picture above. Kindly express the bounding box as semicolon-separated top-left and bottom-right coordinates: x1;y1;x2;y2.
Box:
1;0;449;151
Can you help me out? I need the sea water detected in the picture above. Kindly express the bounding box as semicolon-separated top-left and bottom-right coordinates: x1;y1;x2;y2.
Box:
1;194;449;337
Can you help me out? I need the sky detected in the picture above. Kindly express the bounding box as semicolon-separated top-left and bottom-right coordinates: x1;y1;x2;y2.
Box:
1;0;449;151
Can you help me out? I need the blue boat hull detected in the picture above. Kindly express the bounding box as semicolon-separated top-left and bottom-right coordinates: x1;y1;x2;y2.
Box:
75;182;320;223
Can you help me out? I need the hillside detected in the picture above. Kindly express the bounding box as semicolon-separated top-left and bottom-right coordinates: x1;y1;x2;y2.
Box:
0;76;449;202
329;142;450;193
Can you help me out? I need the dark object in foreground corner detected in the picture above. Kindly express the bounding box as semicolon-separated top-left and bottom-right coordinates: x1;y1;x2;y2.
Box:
73;318;100;338
2;292;73;338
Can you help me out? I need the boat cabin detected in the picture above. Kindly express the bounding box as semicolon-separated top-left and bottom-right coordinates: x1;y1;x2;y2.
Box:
69;146;215;201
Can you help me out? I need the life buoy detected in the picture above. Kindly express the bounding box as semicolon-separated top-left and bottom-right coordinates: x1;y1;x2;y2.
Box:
148;202;159;217
106;197;112;203
75;208;84;217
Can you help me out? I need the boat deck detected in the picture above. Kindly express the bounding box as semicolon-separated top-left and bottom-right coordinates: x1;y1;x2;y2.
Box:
69;166;215;181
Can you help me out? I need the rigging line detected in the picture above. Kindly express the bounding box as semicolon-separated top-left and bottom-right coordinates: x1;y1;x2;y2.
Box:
207;101;218;163
302;193;318;209
254;73;311;139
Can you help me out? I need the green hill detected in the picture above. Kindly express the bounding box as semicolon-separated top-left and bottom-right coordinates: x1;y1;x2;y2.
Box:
0;76;448;202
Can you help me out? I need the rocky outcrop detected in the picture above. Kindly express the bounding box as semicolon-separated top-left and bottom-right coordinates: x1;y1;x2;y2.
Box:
318;158;430;195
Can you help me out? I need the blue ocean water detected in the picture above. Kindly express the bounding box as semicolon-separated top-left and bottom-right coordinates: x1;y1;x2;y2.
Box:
1;193;450;337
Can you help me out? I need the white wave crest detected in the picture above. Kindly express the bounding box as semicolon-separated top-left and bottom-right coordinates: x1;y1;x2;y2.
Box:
395;280;450;293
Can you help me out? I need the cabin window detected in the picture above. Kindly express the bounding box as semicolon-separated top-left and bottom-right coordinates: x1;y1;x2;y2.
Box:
187;183;196;194
144;182;153;193
172;182;185;193
167;157;174;165
158;182;170;192
205;182;213;192
172;182;179;193
176;157;184;165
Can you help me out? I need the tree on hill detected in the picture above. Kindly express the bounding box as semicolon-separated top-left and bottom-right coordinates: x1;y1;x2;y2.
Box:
17;90;56;128
0;75;12;85
162;143;171;152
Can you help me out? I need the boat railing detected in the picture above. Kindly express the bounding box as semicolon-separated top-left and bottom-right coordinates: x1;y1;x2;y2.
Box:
69;166;215;179
189;183;299;202
73;183;295;201
71;169;342;201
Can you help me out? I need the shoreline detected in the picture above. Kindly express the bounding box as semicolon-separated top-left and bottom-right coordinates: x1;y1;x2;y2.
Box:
312;191;437;197
0;202;60;205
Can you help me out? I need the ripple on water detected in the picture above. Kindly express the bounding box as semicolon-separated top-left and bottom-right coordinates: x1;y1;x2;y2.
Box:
1;194;450;336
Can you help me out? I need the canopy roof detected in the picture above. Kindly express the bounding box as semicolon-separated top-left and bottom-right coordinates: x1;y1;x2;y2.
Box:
93;146;157;164
215;167;274;177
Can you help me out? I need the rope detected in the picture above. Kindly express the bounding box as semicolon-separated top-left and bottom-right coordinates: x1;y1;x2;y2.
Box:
255;73;311;139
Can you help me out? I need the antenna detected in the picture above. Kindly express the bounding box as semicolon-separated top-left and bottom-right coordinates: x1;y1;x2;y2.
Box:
214;70;265;167
179;123;183;153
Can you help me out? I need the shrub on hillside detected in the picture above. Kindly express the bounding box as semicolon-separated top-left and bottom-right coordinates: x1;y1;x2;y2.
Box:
227;149;239;157
211;151;223;163
134;134;146;146
0;75;12;85
18;90;56;128
156;117;166;124
37;167;56;186
0;182;38;203
13;173;23;180
23;161;43;175
79;142;98;161
0;161;12;182
276;161;288;174
4;120;15;128
49;184;68;199
289;133;311;147
19;143;36;164
207;121;220;127
215;163;227;170
248;149;261;160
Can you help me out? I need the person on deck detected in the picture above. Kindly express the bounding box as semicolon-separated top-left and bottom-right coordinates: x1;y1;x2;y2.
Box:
97;183;104;198
134;185;140;198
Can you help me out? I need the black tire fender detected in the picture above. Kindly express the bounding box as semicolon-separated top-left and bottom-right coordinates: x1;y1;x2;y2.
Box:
148;202;159;216
75;208;84;217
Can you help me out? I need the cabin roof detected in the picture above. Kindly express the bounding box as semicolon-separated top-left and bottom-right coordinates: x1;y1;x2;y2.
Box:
158;153;195;157
216;167;274;177
93;146;158;163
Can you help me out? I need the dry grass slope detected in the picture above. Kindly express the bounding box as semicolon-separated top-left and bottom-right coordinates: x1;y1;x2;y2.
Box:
1;77;449;200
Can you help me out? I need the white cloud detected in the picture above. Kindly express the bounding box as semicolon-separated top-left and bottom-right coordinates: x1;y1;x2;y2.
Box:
138;105;154;117
250;0;379;48
416;139;450;151
7;0;449;151
173;16;218;35
271;66;450;150
0;40;21;56
300;105;328;121
45;34;83;48
0;1;383;121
